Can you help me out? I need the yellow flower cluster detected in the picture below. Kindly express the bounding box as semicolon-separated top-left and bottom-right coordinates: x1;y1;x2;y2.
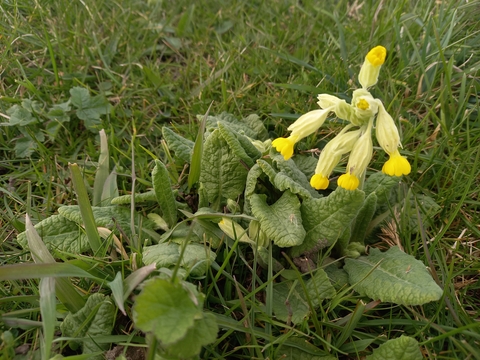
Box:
272;46;411;191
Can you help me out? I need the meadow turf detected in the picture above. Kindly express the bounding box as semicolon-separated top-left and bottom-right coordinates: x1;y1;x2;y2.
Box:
1;0;480;359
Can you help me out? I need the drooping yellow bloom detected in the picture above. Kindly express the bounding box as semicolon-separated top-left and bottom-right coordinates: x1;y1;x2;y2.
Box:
310;126;362;189
272;45;410;191
271;136;298;160
382;150;411;176
338;173;360;191
272;108;333;160
358;45;387;89
337;120;373;190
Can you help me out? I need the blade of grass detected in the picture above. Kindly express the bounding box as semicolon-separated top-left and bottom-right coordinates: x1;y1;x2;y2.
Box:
188;102;212;190
93;129;109;206
39;277;56;360
69;163;102;254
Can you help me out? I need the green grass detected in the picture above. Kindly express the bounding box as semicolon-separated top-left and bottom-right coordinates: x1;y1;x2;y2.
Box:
1;0;480;359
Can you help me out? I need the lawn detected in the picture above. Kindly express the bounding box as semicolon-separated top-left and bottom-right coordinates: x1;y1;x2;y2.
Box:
1;0;480;359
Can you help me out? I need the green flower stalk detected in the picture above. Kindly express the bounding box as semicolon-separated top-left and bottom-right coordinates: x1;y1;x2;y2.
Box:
272;45;411;190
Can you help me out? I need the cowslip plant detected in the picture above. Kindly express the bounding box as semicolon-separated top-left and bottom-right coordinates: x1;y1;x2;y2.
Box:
272;46;411;191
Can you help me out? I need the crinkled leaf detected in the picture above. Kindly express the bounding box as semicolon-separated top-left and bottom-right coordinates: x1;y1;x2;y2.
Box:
60;293;115;358
291;188;365;257
344;247;443;305
324;265;349;291
366;335;423;360
142;242;216;277
132;278;202;345
203;112;267;140
272;281;309;325
250;191;305;247
305;269;336;307
218;122;258;168
199;129;248;206
351;192;377;244
58;205;157;242
47;103;71;123
293;155;318;179
110;190;157;205
152;160;177;228
191;219;223;248
276;337;336;360
161;312;218;359
17;214;89;253
272;154;320;198
273;270;335;325
364;171;399;203
162;126;194;164
244;163;263;215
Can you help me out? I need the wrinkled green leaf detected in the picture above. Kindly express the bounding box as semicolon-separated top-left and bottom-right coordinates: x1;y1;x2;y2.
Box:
366;335;423;360
58;205;157;242
161;312;218;359
273;154;320;198
203;112;267;140
110;190;157;205
218;122;258;168
60;293;115;358
162;126;194;164
291;188;365;257
132;278;202;345
17;214;89;253
152;160;177;228
200;129;248;207
15;136;37;157
142;242;216;277
324;264;349;291
344;247;443;305
244;163;264;215
272;269;335;325
250;191;305;247
292;155;318;179
364;171;399;202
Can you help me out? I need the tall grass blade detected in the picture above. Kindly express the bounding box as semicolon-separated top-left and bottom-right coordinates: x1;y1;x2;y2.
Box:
69;163;102;254
188;102;212;189
39;277;56;360
93;129;109;206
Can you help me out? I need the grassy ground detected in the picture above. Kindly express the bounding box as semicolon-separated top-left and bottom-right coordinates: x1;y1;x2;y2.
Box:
1;0;480;359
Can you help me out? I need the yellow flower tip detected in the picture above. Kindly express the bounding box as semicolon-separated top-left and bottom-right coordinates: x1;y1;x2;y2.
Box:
366;46;387;66
272;137;295;160
357;98;370;110
338;173;360;190
310;174;329;190
382;154;411;177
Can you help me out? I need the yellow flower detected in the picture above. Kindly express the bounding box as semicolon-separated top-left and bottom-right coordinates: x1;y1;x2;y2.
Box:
272;136;298;160
337;121;373;190
358;45;387;89
310;126;362;190
338;173;360;190
272;108;333;160
382;150;411;176
375;101;401;155
310;173;329;190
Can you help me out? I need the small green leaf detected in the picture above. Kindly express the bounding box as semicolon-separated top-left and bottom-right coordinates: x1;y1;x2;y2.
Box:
204;112;267;140
366;335;423;360
188;112;206;189
218;122;256;168
6;104;36;126
132;278;202;345
70;87;110;132
363;171;399;202
200;129;248;207
272;281;309;325
162;127;194;164
250;191;305;248
107;272;126;316
272;154;320;198
291;188;365;257
60;293;115;358
344;247;443;305
152;160;177;228
15;136;37;157
244;163;264;215
305;269;336;307
142;242;216;277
